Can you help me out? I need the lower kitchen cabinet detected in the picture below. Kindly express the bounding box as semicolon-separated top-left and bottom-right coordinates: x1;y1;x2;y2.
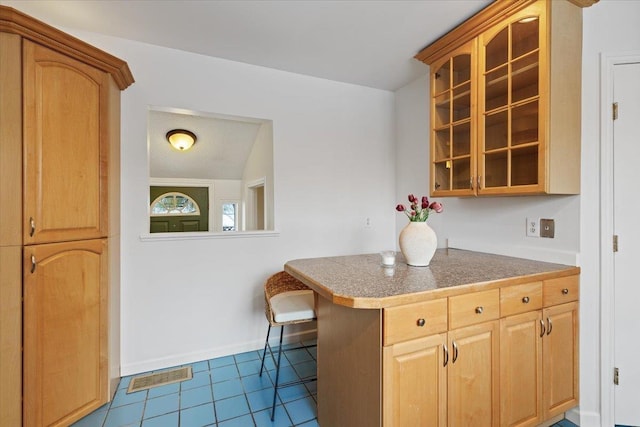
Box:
383;302;500;427
500;311;544;427
382;277;578;427
542;302;579;419
448;321;500;427
383;333;447;426
292;252;580;427
499;280;579;427
23;239;108;426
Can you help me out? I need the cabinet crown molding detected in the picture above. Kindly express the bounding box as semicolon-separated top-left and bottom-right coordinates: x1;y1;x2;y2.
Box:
0;5;134;90
414;0;592;66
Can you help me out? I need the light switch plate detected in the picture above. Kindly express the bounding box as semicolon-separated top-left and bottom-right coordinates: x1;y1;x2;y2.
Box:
540;219;555;238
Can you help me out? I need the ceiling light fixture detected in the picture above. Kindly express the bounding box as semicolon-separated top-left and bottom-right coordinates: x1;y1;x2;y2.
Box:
166;129;197;151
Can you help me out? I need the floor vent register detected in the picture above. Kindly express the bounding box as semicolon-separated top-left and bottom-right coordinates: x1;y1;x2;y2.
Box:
127;366;193;393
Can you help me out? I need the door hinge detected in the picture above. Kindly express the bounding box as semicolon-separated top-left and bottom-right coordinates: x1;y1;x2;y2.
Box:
613;235;619;252
614;367;619;385
613;102;619;120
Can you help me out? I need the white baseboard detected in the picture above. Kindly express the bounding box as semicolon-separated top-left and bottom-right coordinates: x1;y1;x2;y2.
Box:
567;407;601;427
121;328;317;376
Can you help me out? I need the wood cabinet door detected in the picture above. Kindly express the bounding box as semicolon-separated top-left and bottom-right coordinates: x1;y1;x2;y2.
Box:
542;302;579;419
430;40;477;197
23;40;110;245
383;333;447;427
500;311;543;427
448;321;499;427
477;1;546;195
23;239;107;426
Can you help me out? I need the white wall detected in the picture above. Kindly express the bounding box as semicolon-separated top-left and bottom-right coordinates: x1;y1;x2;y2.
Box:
67;30;396;375
395;1;640;425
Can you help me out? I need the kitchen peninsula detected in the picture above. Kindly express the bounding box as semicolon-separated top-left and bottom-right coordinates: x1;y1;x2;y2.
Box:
285;249;580;427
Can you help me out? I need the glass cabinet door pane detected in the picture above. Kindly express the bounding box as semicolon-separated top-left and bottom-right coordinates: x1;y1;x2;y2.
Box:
484;151;508;188
512;53;539;103
452;158;471;190
434;162;451;191
485;110;508;151
511;101;538;146
511;146;538;186
453;83;471;122
485;65;508;111
434;62;451;95
435;93;450;127
452;122;471;157
452;55;471;86
485;27;508;71
434;129;451;161
512;18;539;59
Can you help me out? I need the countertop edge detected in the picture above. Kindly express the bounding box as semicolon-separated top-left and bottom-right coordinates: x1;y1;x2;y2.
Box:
285;260;580;310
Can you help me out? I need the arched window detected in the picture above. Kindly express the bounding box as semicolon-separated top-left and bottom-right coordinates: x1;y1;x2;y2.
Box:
150;192;200;216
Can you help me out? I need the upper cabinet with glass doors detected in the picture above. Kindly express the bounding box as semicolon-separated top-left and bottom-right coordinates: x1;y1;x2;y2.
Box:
417;0;586;197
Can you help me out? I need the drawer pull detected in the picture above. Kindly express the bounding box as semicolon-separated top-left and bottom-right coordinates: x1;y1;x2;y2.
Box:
540;319;546;337
443;344;449;367
417;318;426;327
522;296;530;304
562;288;569;295
452;341;459;363
30;254;36;273
29;217;35;237
475;306;484;314
547;317;553;335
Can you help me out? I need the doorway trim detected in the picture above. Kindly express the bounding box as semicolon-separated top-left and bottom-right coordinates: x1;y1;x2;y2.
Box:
599;51;640;427
244;177;267;231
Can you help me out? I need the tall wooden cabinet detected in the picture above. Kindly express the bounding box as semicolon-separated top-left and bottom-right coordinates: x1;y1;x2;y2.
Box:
0;6;133;426
417;0;584;197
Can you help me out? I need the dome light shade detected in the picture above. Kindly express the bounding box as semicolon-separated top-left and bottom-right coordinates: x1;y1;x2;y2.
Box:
166;129;197;151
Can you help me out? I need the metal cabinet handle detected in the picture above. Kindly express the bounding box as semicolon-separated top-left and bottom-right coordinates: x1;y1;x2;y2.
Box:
30;255;36;273
443;344;449;367
540;319;546;337
475;306;484;314
522;296;530;304
547;317;553;335
470;177;474;190
452;341;459;363
29;217;35;237
417;318;426;327
477;176;482;190
562;288;569;295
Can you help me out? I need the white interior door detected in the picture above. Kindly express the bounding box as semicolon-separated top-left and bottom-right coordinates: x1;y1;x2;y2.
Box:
613;61;640;426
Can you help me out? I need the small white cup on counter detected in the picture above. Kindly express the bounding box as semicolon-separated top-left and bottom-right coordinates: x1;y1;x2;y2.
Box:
380;250;396;267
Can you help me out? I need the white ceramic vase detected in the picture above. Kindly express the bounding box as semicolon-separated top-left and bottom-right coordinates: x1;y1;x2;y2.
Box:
399;221;437;267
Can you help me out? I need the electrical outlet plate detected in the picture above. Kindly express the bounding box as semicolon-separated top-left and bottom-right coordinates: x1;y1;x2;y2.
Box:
526;217;540;237
540;218;555;238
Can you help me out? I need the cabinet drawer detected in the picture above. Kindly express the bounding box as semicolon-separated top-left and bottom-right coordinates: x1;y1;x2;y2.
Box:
543;275;579;306
500;282;542;317
383;299;447;346
449;289;499;329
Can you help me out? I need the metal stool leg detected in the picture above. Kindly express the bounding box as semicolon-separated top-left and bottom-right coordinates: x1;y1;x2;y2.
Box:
259;324;271;376
271;325;285;421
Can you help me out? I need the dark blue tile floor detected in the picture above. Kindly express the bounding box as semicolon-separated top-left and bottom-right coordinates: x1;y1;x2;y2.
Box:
72;340;318;427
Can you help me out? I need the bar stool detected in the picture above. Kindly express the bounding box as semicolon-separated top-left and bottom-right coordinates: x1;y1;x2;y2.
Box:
259;271;317;421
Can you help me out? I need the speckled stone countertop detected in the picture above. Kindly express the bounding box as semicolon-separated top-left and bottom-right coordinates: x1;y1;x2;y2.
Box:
284;248;580;309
